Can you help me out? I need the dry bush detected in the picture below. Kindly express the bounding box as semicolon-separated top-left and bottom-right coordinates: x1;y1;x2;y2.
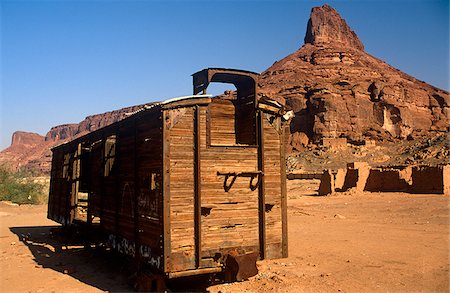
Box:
0;165;47;204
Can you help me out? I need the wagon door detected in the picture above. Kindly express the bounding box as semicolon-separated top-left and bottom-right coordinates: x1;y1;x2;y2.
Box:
191;68;263;274
198;101;261;268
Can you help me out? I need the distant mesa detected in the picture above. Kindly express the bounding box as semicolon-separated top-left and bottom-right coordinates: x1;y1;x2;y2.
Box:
1;4;448;174
11;131;44;148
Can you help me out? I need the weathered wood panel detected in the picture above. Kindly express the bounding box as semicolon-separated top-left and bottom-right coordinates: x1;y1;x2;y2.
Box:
262;113;283;259
208;101;236;146
49;107;165;271
200;105;260;260
135;113;164;267
167;107;196;271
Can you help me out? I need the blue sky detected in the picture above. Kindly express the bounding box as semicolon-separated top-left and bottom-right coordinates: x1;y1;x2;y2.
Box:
1;0;449;150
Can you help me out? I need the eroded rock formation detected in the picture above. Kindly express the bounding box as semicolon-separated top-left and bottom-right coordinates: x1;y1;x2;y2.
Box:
304;4;364;51
259;4;449;152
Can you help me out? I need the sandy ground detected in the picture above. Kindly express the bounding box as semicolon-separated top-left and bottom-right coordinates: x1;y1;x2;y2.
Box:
1;180;449;292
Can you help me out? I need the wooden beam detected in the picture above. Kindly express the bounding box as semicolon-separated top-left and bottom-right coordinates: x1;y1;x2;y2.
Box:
194;105;202;268
99;130;105;230
257;110;266;259
133;117;141;266
168;267;222;279
114;125;121;240
280;122;288;258
161;97;211;110
162;110;172;273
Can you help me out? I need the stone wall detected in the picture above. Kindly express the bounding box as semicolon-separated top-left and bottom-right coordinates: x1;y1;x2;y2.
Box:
364;169;409;192
304;164;449;195
408;166;447;194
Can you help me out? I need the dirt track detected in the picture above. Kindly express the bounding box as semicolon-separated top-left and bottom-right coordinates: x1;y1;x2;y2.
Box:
1;181;448;292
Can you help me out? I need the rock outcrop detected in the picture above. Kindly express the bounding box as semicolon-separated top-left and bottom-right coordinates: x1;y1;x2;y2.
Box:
304;4;364;51
259;5;449;152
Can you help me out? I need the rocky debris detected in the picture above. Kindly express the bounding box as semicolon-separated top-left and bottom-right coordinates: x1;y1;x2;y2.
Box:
287;131;309;152
288;133;449;173
334;214;346;219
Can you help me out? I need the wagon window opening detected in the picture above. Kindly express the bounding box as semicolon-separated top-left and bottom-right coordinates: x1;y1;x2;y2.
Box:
150;172;160;190
62;153;70;179
235;95;256;145
72;146;81;180
205;83;236;98
104;135;116;176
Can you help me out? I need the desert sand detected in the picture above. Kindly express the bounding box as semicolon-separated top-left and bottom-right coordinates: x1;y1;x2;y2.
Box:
1;180;448;292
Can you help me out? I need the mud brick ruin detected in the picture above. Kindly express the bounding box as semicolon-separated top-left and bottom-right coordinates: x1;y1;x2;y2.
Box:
315;163;449;196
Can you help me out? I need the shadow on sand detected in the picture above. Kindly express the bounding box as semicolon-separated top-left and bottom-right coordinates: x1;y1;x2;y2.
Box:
10;226;214;292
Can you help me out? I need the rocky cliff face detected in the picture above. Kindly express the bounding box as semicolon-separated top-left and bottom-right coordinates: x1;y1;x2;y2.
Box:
0;104;146;173
259;5;449;151
44;104;144;142
45;124;79;141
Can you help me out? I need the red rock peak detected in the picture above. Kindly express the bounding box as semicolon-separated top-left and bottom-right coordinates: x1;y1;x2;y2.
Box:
304;4;364;51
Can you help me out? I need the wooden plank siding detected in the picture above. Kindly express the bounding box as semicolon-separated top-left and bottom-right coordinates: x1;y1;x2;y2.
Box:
208;101;236;146
167;107;196;272
135;115;164;260
199;103;259;259
48;107;164;270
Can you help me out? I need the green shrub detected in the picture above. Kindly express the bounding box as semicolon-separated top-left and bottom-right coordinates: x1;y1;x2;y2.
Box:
0;165;48;204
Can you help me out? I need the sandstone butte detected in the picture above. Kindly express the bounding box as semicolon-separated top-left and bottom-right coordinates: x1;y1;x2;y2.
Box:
1;4;448;174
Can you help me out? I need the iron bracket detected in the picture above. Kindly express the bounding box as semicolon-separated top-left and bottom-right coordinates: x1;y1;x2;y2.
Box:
217;171;263;192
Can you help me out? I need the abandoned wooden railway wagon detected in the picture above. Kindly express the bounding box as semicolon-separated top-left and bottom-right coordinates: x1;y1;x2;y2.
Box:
48;68;289;282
